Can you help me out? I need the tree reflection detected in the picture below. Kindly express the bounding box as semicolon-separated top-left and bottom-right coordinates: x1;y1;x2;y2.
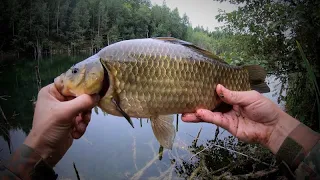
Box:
0;55;86;152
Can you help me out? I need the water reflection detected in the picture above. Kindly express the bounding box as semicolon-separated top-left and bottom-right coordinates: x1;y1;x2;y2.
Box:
0;55;283;179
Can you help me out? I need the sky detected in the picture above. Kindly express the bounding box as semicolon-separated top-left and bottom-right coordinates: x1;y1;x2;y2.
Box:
149;0;239;31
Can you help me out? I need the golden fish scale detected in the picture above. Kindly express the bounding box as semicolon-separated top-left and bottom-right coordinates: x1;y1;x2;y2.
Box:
99;39;250;118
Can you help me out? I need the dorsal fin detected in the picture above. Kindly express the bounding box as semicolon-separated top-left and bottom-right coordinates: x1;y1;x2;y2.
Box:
153;37;193;46
153;37;227;64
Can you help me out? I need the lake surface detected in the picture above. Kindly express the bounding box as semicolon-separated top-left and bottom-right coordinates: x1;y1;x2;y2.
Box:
0;55;283;179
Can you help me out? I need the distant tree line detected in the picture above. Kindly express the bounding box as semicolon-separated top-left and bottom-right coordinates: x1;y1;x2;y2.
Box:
0;0;190;58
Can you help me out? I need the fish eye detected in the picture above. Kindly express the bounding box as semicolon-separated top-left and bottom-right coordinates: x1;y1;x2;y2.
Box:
72;68;79;74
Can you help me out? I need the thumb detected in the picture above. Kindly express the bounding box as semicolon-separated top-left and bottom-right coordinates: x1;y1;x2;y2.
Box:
216;84;260;106
63;94;100;116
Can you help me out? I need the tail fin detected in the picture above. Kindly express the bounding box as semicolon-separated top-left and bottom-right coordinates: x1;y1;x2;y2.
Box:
243;65;270;93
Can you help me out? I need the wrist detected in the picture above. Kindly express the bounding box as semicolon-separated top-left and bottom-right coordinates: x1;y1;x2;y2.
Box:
5;144;57;180
266;110;300;154
24;129;54;166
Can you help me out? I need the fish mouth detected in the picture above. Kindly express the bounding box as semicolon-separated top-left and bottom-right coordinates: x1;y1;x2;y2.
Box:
54;75;66;94
98;59;109;98
54;74;74;96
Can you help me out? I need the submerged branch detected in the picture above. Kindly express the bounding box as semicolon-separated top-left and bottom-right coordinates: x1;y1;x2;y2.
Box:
189;146;209;161
132;134;138;171
0;95;10;101
0;105;9;125
214;168;278;179
131;149;167;180
188;166;201;180
211;164;233;175
73;162;81;180
176;114;179;132
193;127;202;146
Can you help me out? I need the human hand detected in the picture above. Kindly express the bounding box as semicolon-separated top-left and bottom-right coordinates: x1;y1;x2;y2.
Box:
182;84;300;154
24;84;100;167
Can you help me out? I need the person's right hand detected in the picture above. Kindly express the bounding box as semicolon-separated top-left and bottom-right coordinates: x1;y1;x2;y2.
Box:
182;84;300;154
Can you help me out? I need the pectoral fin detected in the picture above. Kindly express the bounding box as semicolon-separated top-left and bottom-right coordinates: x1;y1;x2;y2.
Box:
150;115;176;149
112;98;134;128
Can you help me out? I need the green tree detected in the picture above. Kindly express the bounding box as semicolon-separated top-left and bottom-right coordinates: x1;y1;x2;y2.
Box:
215;0;320;129
66;0;90;50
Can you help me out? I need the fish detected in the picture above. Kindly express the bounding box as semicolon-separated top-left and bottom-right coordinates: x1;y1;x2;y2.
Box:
54;37;270;149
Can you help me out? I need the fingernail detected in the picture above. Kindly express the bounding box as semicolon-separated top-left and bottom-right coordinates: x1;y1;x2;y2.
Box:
195;113;202;119
79;123;87;131
182;113;193;117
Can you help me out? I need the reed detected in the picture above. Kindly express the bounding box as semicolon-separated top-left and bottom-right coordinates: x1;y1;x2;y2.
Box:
297;41;320;126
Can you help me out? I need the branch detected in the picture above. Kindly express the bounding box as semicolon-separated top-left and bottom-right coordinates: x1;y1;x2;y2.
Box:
186;133;273;167
215;168;278;179
0;105;9;125
131;149;167;180
211;164;233;175
73;162;81;180
193;127;202;146
0;95;10;101
189;146;209;160
132;133;138;171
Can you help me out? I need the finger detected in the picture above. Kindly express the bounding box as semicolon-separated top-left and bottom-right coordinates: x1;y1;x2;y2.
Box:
63;94;100;116
48;84;66;101
216;84;261;106
72;121;87;139
76;122;87;133
195;109;231;131
75;114;88;132
181;113;203;123
72;126;82;139
66;96;75;101
72;130;83;139
82;111;92;125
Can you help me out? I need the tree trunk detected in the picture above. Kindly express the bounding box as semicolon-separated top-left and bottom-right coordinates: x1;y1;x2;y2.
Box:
98;14;100;36
12;21;15;36
47;11;50;36
56;0;60;35
107;34;110;45
29;2;32;33
36;38;42;60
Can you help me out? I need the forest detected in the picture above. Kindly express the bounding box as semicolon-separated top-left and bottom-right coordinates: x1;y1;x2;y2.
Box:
1;0;318;129
0;0;319;179
0;0;190;58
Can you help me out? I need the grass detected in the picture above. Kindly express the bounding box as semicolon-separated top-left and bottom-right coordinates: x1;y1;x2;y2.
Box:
296;41;320;127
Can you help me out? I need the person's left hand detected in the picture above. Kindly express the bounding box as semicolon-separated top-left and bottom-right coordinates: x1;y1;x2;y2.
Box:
24;83;100;167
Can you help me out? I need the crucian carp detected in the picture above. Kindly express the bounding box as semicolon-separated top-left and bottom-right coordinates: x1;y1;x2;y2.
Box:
54;37;270;149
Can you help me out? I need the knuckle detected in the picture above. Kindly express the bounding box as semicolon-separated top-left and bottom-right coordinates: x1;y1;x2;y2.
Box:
252;91;262;100
230;91;240;102
81;95;93;106
38;87;46;96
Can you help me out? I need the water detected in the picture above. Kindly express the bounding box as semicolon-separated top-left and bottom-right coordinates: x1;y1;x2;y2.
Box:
0;55;283;179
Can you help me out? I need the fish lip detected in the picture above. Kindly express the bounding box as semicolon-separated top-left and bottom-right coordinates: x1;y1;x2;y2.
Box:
54;76;64;92
98;59;109;98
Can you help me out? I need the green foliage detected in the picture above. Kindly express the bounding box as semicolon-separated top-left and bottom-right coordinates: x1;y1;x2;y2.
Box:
285;42;320;129
213;0;320;130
